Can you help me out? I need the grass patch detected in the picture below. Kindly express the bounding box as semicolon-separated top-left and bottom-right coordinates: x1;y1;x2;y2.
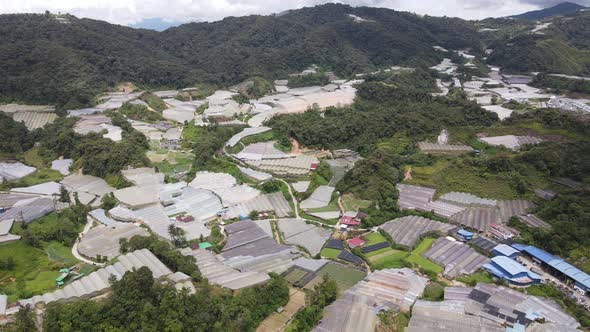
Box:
23;147;47;168
456;271;495;286
525;284;590;328
0;241;83;302
314;263;366;292
363;232;387;246
422;282;445;301
405;238;443;275
0;169;63;191
408;158;520;200
371;251;408;270
365;247;393;258
306;197;340;214
320;248;341;259
342;194;372;211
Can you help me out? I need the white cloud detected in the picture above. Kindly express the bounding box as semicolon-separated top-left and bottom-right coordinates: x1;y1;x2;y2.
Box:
0;0;587;25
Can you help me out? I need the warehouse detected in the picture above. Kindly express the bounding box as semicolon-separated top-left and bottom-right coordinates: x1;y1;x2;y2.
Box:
512;244;590;293
396;184;466;218
449;207;500;232
78;224;149;260
20;249;174;307
245;155;319;176
439;192;497;207
184;248;269;290
121;168;165;187
314;268;427;332
11;111;57;130
221;220;297;274
491;244;520;259
226;127;271;147
222;192;291;220
51;159;73;176
406;300;504;332
517;214;551;229
300;185;334;209
73;115;122;141
237;166;272;182
234;142;286;160
424;237;489;278
0;162;36;181
278;218;332;256
10;181;60;196
417;142;473;154
408;284;580;331
380;216;455;248
482;256;541;286
479;135;543;150
0;196;56;223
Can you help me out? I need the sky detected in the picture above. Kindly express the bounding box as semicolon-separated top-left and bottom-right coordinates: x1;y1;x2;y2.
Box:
1;0;588;27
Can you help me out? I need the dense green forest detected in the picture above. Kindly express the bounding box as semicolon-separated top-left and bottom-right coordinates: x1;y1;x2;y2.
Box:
0;4;481;108
486;34;590;75
42;267;290;332
0;113;151;179
531;73;590;94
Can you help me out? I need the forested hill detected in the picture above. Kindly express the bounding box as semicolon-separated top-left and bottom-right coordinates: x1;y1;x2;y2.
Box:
0;4;481;108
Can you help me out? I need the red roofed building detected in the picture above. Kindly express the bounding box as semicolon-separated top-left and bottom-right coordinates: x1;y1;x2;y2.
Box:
339;215;360;226
310;162;319;171
347;237;366;248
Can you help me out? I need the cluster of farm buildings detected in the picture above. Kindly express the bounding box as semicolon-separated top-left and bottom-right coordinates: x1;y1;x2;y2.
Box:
0;50;588;330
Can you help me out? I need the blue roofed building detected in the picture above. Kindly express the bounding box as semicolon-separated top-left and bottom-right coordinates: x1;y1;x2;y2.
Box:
482;256;541;286
491;244;520;259
513;244;590;293
457;229;473;241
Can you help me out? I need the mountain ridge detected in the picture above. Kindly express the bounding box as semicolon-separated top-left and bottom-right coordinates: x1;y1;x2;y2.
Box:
511;2;586;20
0;4;481;108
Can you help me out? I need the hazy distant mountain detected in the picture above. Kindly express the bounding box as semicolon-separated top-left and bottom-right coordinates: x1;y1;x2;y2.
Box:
129;18;183;31
511;2;586;20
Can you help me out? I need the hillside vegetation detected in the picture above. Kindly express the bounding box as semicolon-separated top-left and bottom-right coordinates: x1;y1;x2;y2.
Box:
0;4;481;108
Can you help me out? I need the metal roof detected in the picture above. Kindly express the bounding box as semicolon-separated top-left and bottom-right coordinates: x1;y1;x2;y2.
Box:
492;244;520;257
517;245;590;289
488;256;538;278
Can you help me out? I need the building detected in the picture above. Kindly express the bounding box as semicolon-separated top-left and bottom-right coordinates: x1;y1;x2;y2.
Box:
512;244;590;293
457;229;473;241
339;216;360;226
492;244;520;259
482;256;541;286
347;237;365;249
488;223;517;240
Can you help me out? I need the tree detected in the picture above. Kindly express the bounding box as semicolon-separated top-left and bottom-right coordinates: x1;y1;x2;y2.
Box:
100;193;118;211
168;225;187;248
14;304;36;332
58;185;70;203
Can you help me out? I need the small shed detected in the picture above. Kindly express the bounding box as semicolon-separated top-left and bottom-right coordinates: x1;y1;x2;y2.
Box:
347;237;365;249
457;229;473;241
339;216;360;226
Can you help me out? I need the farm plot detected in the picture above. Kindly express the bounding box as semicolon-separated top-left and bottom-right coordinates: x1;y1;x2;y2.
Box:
449;207;500;232
423;237;489;278
380;216;455;248
277;219;332;256
304;263;366;293
405;238;443;275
